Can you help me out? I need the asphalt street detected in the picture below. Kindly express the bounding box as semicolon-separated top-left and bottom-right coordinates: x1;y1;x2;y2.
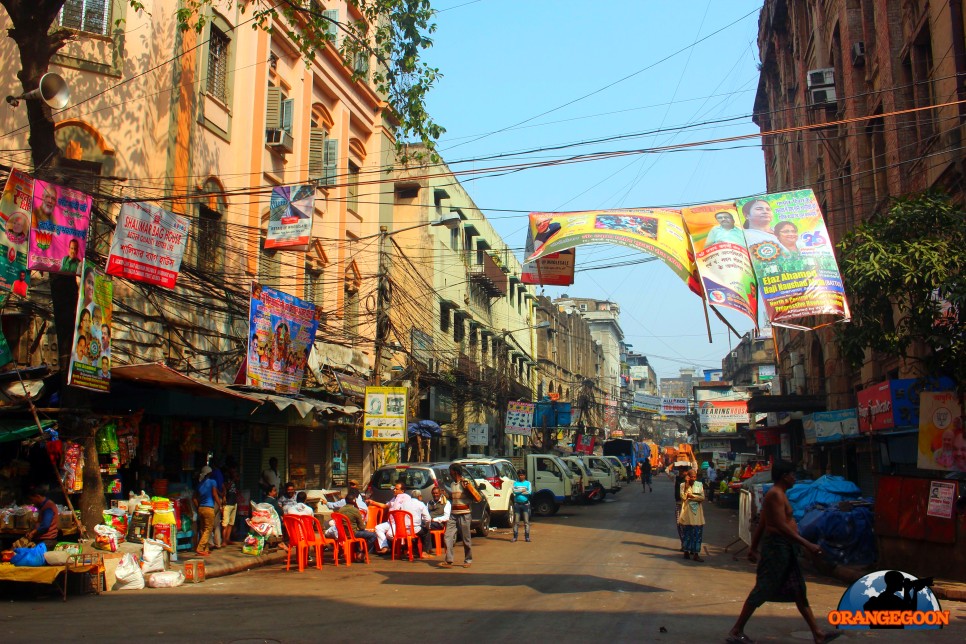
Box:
3;475;965;643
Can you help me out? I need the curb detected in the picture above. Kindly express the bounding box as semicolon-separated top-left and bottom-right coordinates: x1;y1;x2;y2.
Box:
175;549;287;580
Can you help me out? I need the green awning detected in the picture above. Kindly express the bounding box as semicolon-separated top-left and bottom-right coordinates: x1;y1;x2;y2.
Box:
0;419;55;444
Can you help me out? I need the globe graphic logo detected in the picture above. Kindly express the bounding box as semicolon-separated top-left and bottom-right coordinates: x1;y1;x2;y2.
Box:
836;570;943;630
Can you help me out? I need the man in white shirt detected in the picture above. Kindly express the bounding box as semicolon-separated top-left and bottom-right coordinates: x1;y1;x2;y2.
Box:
284;491;315;516
261;457;281;497
374;483;413;553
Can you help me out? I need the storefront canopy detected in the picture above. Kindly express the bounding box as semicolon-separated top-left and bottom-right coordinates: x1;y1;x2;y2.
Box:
239;391;360;419
111;363;263;403
0;419;56;444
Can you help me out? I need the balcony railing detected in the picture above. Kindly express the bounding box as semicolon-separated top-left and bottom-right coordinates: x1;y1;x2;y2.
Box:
467;252;508;297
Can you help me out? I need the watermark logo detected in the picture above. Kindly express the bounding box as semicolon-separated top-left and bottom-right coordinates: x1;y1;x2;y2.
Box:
828;570;948;630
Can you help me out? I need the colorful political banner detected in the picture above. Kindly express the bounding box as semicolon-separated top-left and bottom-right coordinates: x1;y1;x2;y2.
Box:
698;400;749;434
734;190;849;329
266;185;314;249
0;169;33;297
107;202;190;289
363;386;408;442
524;209;697;287
521;217;575;286
67;262;112;392
917;391;965;472
246;283;320;394
505;401;535;436
682;202;758;327
28;179;91;275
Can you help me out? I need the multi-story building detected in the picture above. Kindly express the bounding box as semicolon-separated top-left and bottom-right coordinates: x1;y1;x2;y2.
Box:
554;297;624;400
660;367;696;400
721;327;777;390
625;351;657;395
0;2;398;491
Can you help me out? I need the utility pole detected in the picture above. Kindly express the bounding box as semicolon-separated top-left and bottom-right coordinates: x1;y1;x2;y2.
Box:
373;226;389;387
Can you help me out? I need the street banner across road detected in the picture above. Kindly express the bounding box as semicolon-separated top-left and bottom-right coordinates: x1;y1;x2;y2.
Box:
682;202;758;327
28;179;91;275
505;401;535;436
735;190;849;329
0;169;32;297
107;202;189;288
524;209;697;287
661;397;689;416
68;261;112;392
521;216;576;286
246;283;319;394
267;185;314;249
363;386;408;442
632;392;661;413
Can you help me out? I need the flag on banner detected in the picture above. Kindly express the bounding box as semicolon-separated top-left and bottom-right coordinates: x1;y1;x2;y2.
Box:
266;185;314;249
524;209;701;294
246;282;319;394
107;202;190;289
68;262;113;392
735;190;850;329
682;202;759;327
0;169;33;297
28;179;91;275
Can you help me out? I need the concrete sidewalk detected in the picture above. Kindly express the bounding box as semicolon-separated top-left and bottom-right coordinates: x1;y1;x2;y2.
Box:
172;544;287;579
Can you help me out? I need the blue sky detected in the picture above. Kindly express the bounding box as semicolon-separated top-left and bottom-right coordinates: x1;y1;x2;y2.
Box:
421;0;767;380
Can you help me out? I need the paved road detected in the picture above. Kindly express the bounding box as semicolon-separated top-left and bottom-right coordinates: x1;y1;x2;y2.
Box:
4;476;965;642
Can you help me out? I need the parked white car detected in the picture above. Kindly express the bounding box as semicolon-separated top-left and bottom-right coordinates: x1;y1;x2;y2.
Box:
452;457;518;528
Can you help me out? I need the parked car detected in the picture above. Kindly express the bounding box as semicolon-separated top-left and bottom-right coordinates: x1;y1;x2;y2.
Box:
452;457;517;528
366;462;491;536
603;455;628;482
561;455;605;503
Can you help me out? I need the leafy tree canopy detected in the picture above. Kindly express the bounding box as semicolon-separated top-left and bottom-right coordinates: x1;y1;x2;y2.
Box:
837;192;966;391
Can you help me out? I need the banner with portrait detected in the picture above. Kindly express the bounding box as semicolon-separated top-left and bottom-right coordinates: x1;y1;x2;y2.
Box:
682;202;758;327
266;185;314;250
521;219;575;286
107;202;190;289
0;169;33;297
734;190;849;329
524;209;697;287
917;391;965;472
246;283;320;394
67;262;113;392
28;179;91;275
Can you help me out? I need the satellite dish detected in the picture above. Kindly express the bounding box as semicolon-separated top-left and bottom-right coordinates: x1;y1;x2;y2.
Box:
6;73;71;109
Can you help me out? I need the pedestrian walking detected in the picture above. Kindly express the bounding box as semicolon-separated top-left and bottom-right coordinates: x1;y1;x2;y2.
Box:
727;461;840;644
677;468;705;561
670;465;687;550
439;464;481;569
194;466;221;557
641;458;652;492
511;469;532;542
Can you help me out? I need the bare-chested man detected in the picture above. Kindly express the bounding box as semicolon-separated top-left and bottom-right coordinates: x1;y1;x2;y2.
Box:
727;461;841;644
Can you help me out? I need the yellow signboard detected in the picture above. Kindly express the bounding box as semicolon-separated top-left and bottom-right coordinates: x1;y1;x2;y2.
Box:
363;386;408;442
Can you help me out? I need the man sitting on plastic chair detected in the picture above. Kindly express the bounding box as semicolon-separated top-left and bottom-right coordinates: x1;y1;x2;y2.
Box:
333;490;377;554
421;486;450;555
374;486;430;556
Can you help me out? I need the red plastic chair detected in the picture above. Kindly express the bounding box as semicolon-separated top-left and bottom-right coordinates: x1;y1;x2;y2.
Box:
332;513;370;566
297;515;332;569
281;514;308;572
389;510;423;562
365;505;386;531
430;528;445;554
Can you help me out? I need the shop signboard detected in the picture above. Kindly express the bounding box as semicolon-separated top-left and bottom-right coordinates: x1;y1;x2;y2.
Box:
363;386;408;442
107;202;189;289
0;168;32;296
266;184;314;249
334;372;368;401
917;391;964;472
758;364;776;381
467;423;489;446
857;377;955;433
629;365;650;380
246;283;319;394
699;438;731;452
632;392;661;413
926;480;957;519
661;397;689;416
505;401;534;436
67;261;112;392
803;409;859;445
698;400;749;434
28;179;91;275
575;433;595;454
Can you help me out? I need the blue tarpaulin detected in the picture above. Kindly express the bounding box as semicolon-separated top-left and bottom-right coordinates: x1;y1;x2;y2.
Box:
407;419;442;438
786;475;861;521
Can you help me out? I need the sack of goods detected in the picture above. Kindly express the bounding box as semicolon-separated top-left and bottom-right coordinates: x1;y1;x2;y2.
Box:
113;553;145;591
141;538;169;574
94;524;122;552
145;570;184;588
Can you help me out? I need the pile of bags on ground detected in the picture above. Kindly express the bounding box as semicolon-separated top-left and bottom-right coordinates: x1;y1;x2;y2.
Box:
791;475;876;567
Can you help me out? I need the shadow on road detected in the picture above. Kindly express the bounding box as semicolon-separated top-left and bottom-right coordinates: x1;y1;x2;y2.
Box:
375;570;668;594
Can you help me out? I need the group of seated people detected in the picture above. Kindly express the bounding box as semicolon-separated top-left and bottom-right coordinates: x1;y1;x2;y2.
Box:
274;479;451;559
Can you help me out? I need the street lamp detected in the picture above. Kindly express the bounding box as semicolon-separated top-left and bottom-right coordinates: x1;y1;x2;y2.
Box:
360;210;462;240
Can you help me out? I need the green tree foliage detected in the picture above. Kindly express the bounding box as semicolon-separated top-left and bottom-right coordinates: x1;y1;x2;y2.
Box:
837;192;966;390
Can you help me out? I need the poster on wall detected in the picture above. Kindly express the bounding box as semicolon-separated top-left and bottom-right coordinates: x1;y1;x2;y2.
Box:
363;386;408;442
28;179;91;275
917;391;965;472
682;202;758;327
698;400;749;434
505;401;535;436
67;262;112;392
266;185;314;250
926;481;957;519
246;282;319;394
0;168;33;297
107;202;189;288
734;190;849;329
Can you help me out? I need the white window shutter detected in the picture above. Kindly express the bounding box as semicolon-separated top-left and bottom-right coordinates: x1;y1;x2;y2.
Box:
322;138;339;186
265;86;282;129
281;98;294;133
323;10;339;44
308;128;326;180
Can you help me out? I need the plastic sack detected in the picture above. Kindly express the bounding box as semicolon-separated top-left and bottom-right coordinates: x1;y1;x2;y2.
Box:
94;524;120;552
141;539;167;574
44;551;70;566
242;534;265;556
145;570;184;588
11;542;47;567
114;553;144;590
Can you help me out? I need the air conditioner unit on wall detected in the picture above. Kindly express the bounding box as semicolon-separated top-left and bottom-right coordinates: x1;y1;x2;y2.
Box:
851;42;866;67
806;68;835;88
265;128;294;153
809;86;837;107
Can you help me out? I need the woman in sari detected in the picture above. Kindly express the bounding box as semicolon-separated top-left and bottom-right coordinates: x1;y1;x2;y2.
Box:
677;468;706;561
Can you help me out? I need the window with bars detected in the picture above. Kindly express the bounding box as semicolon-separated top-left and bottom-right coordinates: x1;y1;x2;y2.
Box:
196;205;226;274
304;260;324;305
59;0;111;36
207;26;231;104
